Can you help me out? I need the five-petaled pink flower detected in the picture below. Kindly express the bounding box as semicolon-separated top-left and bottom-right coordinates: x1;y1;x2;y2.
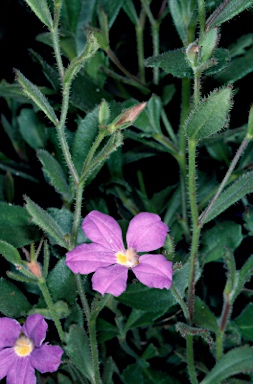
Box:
66;210;173;296
0;314;63;384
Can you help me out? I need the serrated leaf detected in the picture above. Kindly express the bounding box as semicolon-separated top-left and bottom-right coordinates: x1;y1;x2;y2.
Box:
200;346;253;384
234;303;253;341
0;202;39;247
185;87;232;140
25;197;69;249
15;70;58;125
206;0;253;30
37;149;71;200
0;240;22;265
202;170;253;223
201;221;243;263
65;325;93;382
145;49;192;78
23;0;53;28
0;278;32;317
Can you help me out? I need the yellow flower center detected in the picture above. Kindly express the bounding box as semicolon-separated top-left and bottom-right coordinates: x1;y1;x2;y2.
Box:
116;248;139;268
14;335;34;357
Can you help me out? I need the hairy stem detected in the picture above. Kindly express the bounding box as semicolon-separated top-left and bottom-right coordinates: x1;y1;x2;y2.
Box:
187;334;199;384
136;9;146;84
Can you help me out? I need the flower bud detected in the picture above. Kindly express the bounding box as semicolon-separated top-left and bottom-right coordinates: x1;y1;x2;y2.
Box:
107;102;146;133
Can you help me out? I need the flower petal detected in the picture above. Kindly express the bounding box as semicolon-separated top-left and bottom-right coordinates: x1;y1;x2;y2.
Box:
0;348;16;380
66;243;116;274
22;314;47;347
30;344;63;373
133;254;173;289
0;318;21;350
6;355;35;384
126;212;168;252
92;264;128;296
82;211;124;252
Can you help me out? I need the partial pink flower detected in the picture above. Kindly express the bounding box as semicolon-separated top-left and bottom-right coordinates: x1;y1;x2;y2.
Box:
66;211;173;296
0;314;63;384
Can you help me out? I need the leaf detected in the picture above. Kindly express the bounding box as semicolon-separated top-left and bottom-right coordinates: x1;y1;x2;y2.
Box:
0;240;22;265
15;70;58;125
118;261;196;313
0;202;39;247
37;149;71;201
200;346;253;384
125;309;163;330
122;364;144;384
72;106;99;174
24;197;69;249
201;221;243;263
145;49;193;78
29;49;60;91
202;170;253;223
97;319;119;342
233;254;253;301
65;325;93;382
97;0;125;28
23;0;53;28
194;296;218;332
206;0;253;30
64;32;100;85
234;303;253;341
0;278;32;317
185;87;232;141
216;46;253;84
47;258;78;305
17;108;46;150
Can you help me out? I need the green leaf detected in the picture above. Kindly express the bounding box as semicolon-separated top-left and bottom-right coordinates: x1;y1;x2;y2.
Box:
23;0;53;28
122;364;144;384
194;296;218;332
205;48;230;76
61;0;81;34
206;0;253;30
200;346;253;384
0;202;39;247
97;319;119;342
0;240;22;265
202;170;253;223
97;0;125;28
25;197;69;249
233;254;253;301
0;278;32;317
143;369;181;384
145;49;192;78
72;106;99;174
15;70;58;125
47;258;78;305
64;32;100;85
29;49;60;91
37;149;71;201
118;261;195;313
123;0;139;25
200;28;219;63
234;303;253;341
17;108;46;150
65;325;93;382
216;46;253;84
201;221;243;263
125;309;163;330
185;87;232;140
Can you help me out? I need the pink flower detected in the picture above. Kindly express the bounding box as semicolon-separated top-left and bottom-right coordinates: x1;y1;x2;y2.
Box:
0;314;63;384
66;211;173;296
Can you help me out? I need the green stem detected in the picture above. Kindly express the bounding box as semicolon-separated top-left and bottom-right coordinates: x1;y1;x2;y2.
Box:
50;27;64;85
161;107;177;144
38;278;66;343
75;274;90;320
89;295;110;384
216;299;231;360
187;334;199;384
136;10;146;84
171;285;190;322
194;70;201;106
71;182;85;247
198;0;205;38
198;137;249;226
152;21;160;85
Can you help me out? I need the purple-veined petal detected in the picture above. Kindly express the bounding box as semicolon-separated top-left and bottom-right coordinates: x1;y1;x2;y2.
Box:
92;264;128;296
0;318;21;350
66;243;116;274
6;355;35;384
82;211;124;252
133;254;173;289
22;314;47;347
126;212;168;252
0;348;16;380
30;344;63;373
